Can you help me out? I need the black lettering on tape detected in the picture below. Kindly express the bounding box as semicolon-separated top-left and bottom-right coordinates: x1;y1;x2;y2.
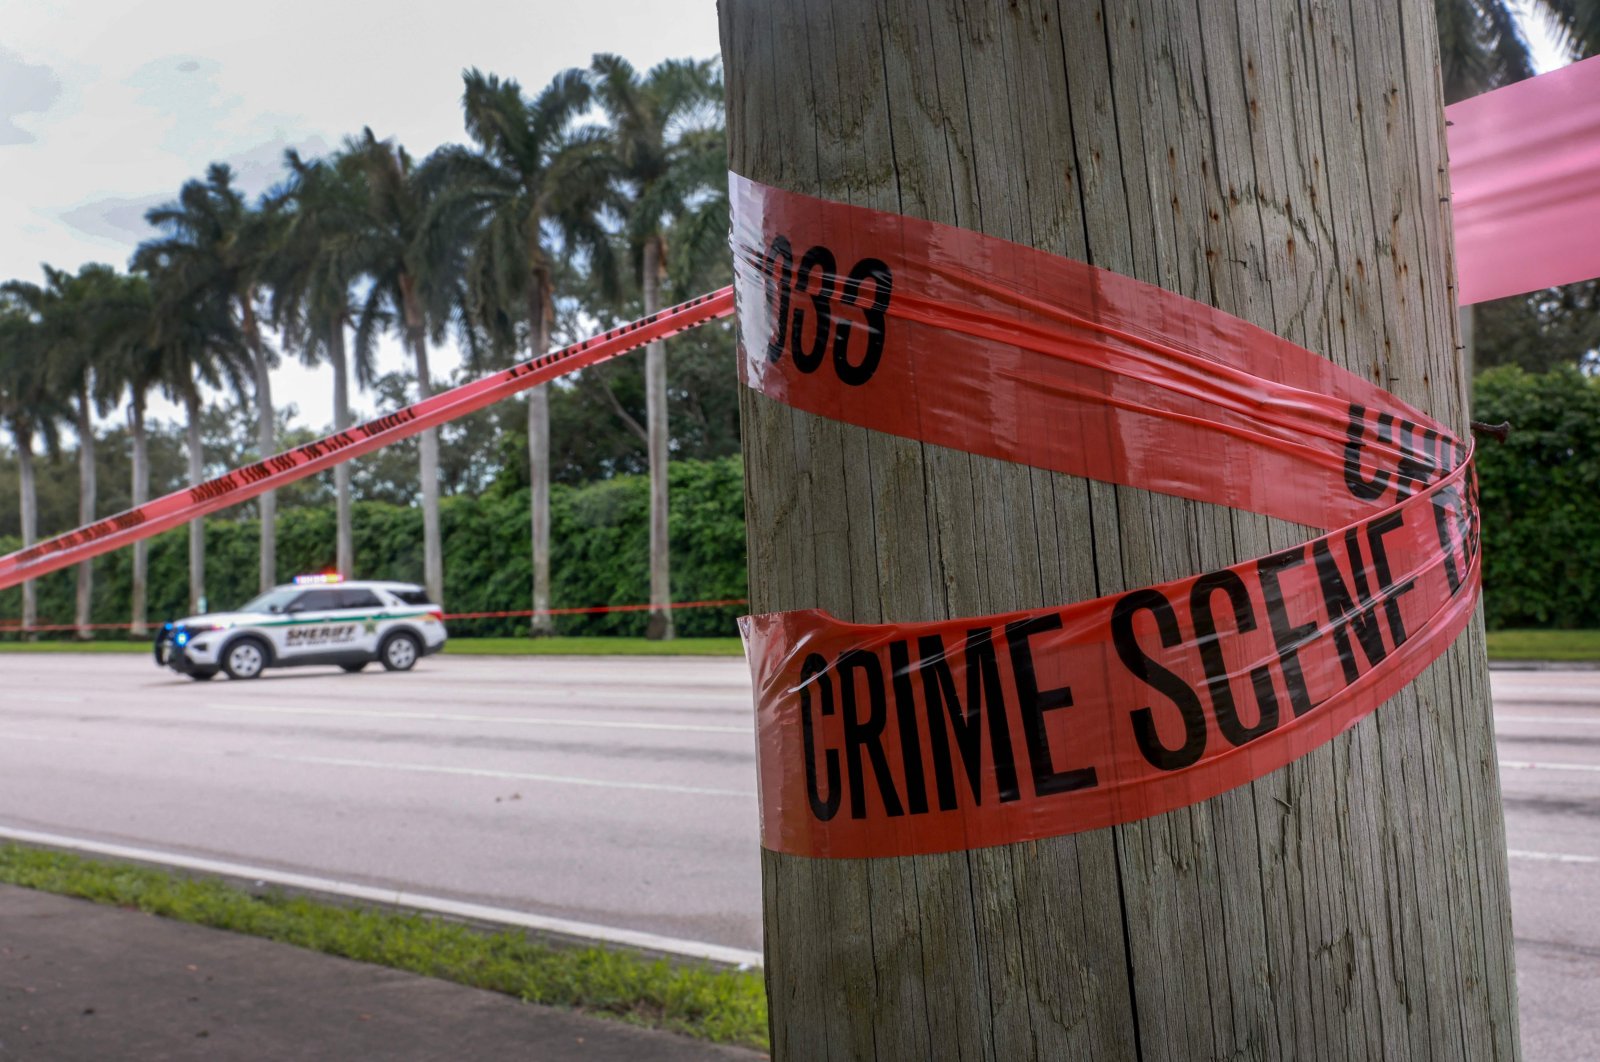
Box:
916;629;1022;808
800;652;842;822
1004;614;1097;797
838;649;904;820
1113;589;1208;771
1189;570;1281;747
1256;546;1317;718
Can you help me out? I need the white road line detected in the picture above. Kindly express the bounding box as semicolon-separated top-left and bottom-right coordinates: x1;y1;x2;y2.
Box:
0;824;761;968
1508;849;1600;866
1499;760;1600;774
1494;715;1600;726
208;703;748;734
272;754;750;797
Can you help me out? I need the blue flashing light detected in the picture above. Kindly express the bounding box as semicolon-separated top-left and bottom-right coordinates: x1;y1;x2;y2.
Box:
175;631;190;646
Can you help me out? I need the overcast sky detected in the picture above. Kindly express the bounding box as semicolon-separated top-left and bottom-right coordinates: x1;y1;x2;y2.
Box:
0;2;1569;437
0;0;721;433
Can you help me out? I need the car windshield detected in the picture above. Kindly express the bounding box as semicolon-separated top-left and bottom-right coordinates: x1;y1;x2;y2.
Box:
235;588;302;614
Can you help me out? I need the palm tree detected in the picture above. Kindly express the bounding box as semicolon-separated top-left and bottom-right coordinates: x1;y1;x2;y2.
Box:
137;164;282;591
0;292;67;634
590;54;726;640
346;129;469;605
139;258;251;615
1436;1;1599;103
91;270;164;635
3;264;125;638
435;67;616;634
267;147;376;578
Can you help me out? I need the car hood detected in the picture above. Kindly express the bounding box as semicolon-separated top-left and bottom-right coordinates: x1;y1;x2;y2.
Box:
166;611;269;630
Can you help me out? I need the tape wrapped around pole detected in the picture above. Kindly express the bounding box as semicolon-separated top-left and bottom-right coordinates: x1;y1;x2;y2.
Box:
730;174;1482;859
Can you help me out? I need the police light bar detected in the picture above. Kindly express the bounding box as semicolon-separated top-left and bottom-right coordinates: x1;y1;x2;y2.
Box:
293;573;344;585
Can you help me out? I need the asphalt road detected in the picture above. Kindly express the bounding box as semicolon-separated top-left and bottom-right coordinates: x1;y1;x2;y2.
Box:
0;654;1595;1055
0;654;763;960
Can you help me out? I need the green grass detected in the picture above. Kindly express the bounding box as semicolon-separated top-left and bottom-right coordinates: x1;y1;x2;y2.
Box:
0;844;767;1050
0;638;153;652
0;636;745;657
1483;629;1600;662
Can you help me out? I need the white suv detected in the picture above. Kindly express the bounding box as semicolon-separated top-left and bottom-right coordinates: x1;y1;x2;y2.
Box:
155;576;448;681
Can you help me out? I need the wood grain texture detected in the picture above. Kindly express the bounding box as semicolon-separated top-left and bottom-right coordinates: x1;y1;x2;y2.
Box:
720;1;1519;1057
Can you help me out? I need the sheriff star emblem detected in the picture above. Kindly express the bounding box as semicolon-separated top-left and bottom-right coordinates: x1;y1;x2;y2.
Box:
363;619;378;636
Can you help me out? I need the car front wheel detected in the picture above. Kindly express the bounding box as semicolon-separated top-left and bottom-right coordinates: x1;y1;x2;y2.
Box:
187;670;218;682
222;638;269;680
380;632;420;672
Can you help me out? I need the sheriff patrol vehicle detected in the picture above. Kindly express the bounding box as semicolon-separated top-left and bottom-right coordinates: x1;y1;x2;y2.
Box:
154;575;447;681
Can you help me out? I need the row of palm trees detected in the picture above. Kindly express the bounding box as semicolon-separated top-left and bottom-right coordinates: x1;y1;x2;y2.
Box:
0;55;725;639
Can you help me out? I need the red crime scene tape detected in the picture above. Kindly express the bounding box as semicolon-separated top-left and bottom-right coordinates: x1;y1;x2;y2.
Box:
0;289;733;592
730;174;1481;860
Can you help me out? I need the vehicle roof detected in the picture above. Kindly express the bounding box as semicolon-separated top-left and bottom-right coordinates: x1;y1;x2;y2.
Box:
271;580;426;592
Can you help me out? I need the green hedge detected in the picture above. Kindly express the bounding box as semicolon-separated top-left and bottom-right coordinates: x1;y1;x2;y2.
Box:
0;457;748;639
9;369;1600;638
1474;366;1600;629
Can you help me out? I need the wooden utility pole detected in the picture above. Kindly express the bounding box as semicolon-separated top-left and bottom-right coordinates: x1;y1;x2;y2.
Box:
722;1;1519;1058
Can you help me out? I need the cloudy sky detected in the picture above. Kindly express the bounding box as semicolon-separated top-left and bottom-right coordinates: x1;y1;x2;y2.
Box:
0;3;1569;436
0;0;721;431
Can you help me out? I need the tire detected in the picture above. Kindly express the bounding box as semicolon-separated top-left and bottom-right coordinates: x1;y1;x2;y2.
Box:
221;637;270;680
379;631;420;672
339;661;368;673
187;670;218;682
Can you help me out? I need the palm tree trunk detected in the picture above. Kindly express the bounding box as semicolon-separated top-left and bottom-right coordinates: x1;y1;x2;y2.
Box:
15;428;37;636
75;384;95;640
128;394;149;636
643;237;673;641
329;314;354;578
527;286;553;637
411;328;444;605
244;299;276;591
183;384;206;615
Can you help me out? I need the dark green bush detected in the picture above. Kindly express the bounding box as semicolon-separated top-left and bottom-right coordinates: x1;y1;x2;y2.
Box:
0;457;748;639
1474;366;1600;629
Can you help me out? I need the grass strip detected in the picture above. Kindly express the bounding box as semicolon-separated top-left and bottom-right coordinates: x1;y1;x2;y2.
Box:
1483;629;1600;662
0;844;767;1050
0;636;745;657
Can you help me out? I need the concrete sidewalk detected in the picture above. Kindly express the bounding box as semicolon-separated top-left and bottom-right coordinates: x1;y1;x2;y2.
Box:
0;886;765;1061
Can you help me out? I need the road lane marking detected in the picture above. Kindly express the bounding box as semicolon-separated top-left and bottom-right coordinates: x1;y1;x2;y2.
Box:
1499;760;1600;774
1494;715;1600;726
0;823;761;968
1508;849;1600;865
208;703;748;734
271;754;749;797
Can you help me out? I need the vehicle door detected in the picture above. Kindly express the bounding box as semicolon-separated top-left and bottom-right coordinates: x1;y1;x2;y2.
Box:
276;588;352;660
335;586;387;656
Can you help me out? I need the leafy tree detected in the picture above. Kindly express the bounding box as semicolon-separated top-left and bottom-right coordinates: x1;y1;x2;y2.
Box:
436;67;616;633
590;53;726;639
137;164;283;590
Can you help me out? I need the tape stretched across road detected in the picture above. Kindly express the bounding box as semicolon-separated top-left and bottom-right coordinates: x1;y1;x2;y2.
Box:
730;174;1481;859
0;289;734;592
